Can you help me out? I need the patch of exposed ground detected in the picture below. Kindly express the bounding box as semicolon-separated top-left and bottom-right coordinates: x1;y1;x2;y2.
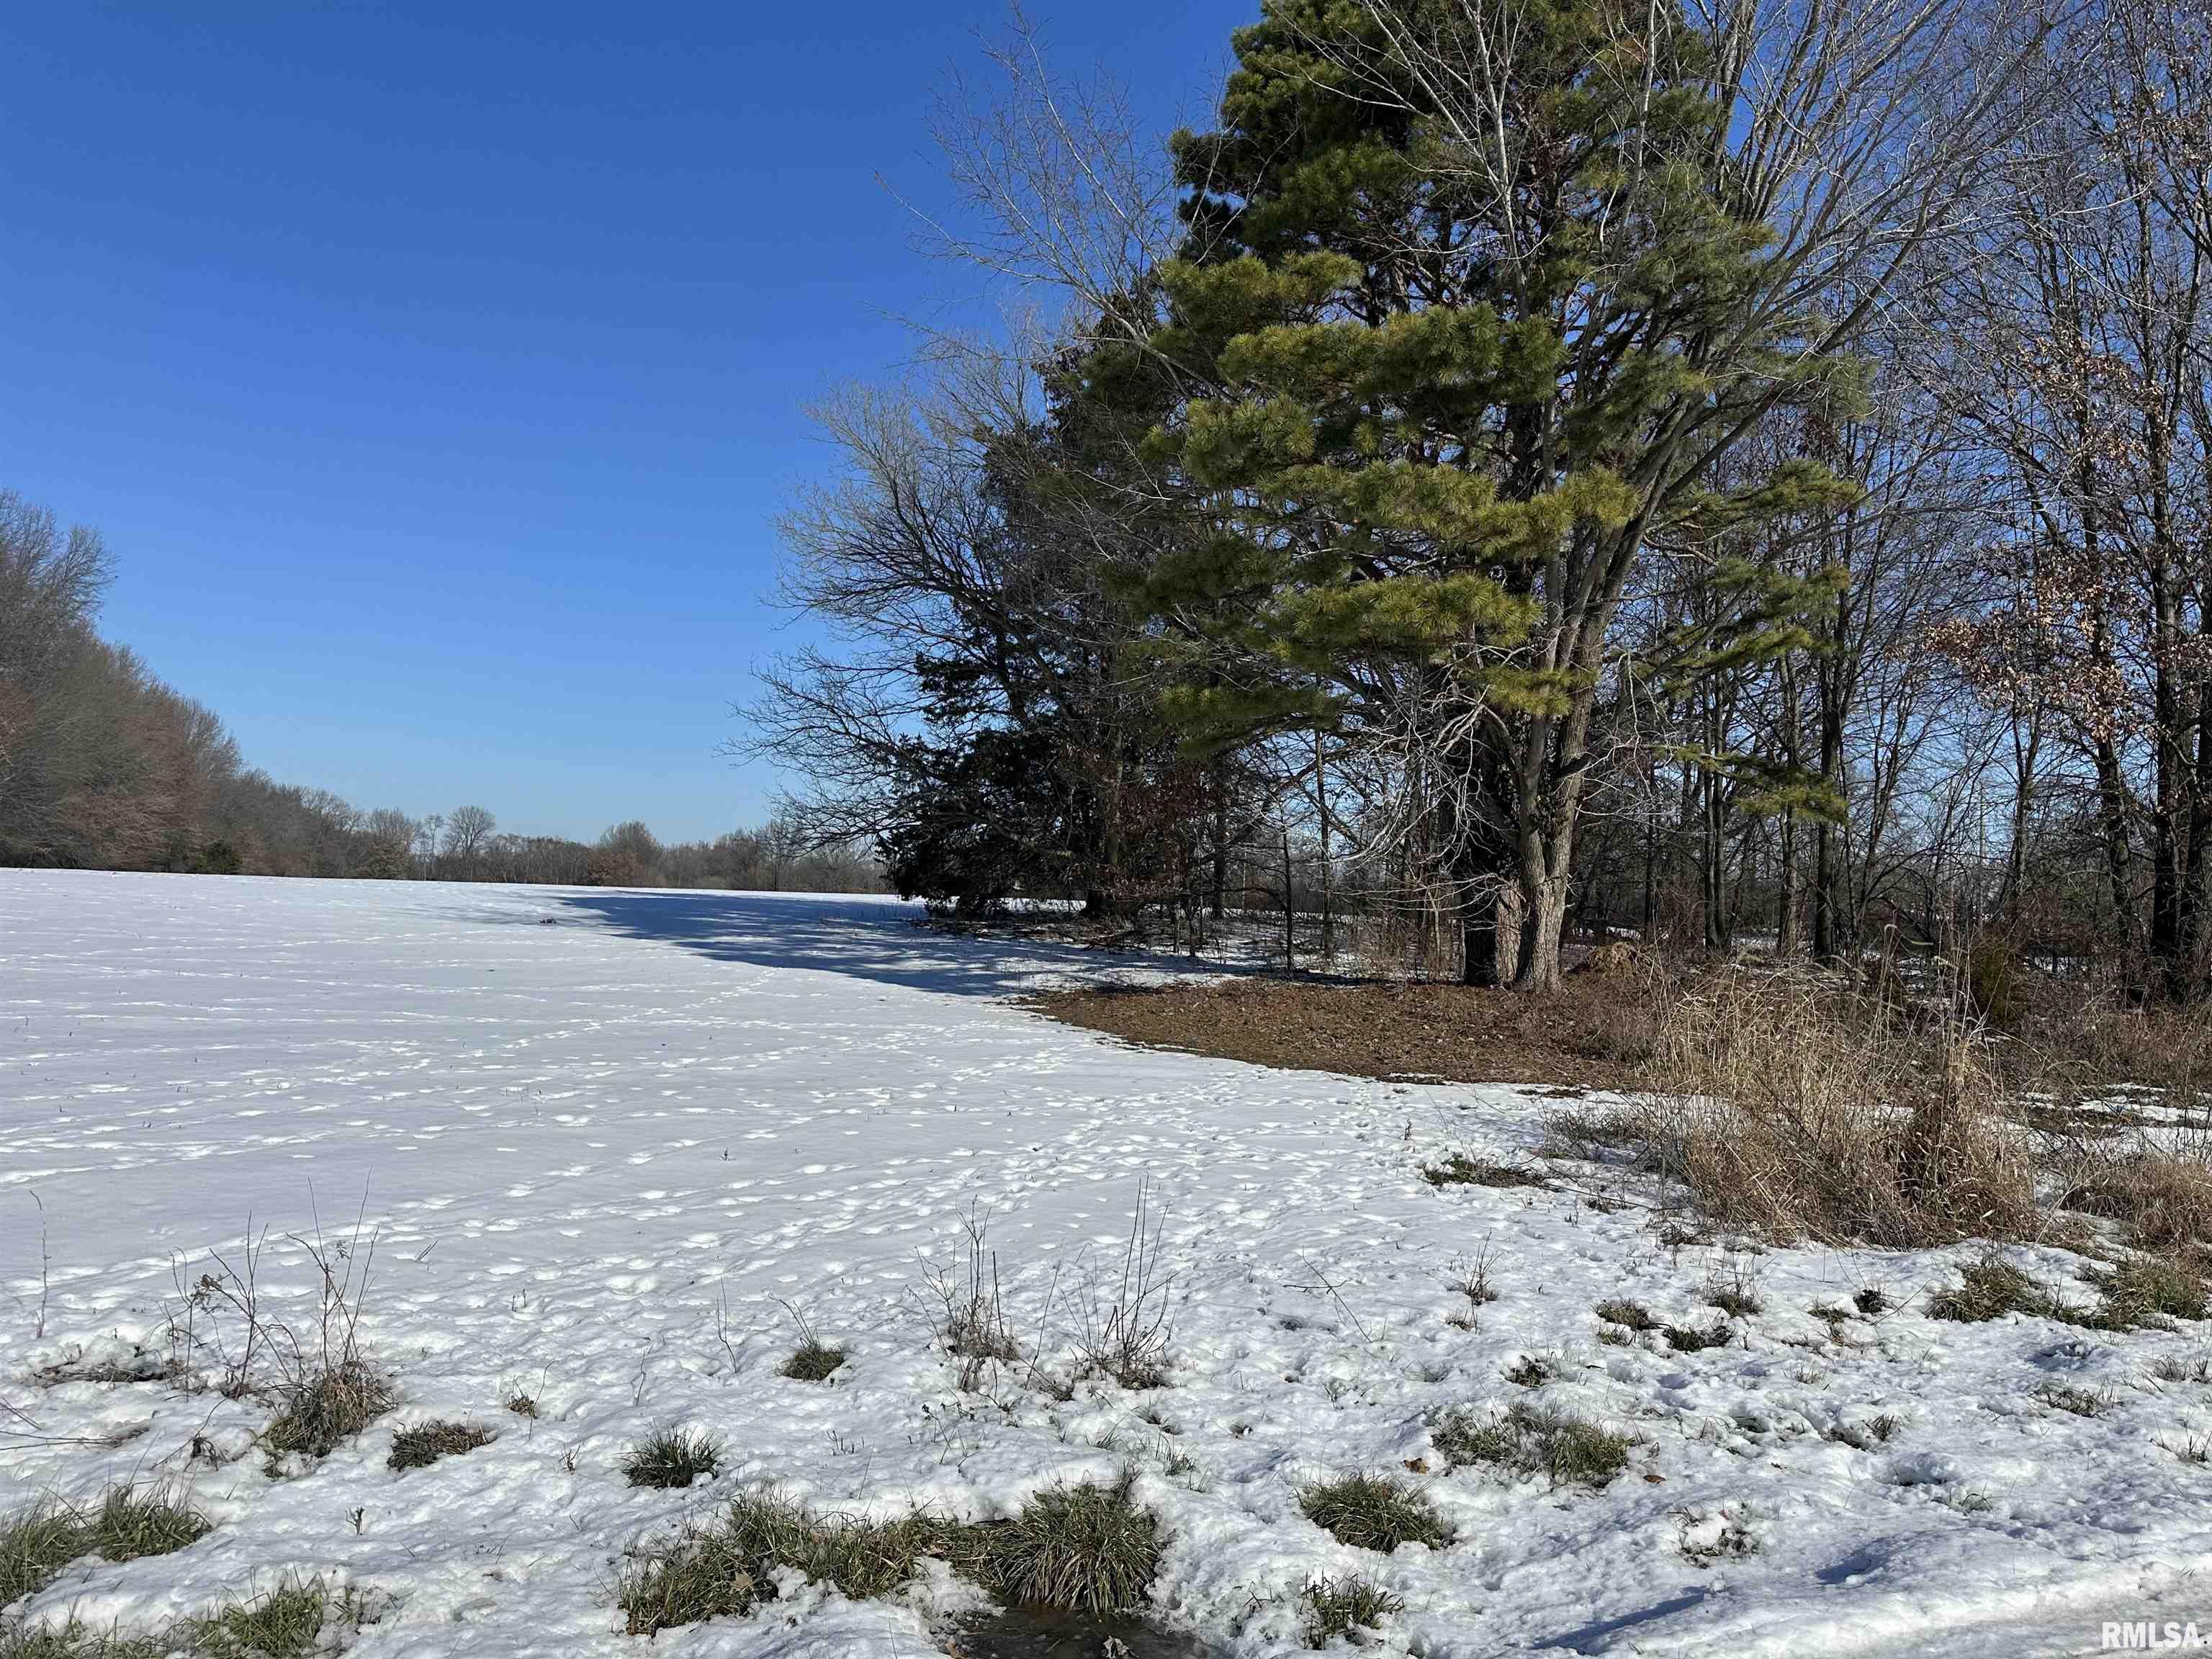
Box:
1026;974;1655;1089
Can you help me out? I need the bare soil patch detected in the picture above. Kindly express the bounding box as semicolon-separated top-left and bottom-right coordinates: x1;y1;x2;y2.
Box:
1027;975;1655;1090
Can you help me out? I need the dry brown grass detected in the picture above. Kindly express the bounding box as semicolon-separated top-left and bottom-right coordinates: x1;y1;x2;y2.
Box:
2044;999;2212;1115
1637;968;2038;1249
387;1420;496;1471
262;1361;397;1461
2055;1141;2212;1257
1039;942;2212;1264
1996;986;2212;1261
1628;965;2212;1263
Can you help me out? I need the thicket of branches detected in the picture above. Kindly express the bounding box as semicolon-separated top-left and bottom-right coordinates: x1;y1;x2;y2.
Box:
0;494;880;892
747;0;2212;1000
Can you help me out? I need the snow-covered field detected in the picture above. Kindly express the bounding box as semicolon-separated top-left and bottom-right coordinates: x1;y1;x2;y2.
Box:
3;872;2208;1657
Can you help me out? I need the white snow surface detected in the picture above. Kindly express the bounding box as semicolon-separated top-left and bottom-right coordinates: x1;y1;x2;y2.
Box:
1;871;2208;1657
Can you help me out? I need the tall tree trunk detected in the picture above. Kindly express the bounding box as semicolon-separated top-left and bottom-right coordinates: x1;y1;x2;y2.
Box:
1458;859;1520;987
1501;513;1649;991
2093;734;2139;973
2147;558;2204;1000
1812;588;1849;963
1314;733;1334;961
1208;784;1227;920
1701;764;1729;951
1460;897;1498;986
2180;682;2212;999
1641;770;1658;944
1777;657;1801;955
1779;810;1799;956
2151;577;2187;995
2002;704;2039;929
1512;828;1571;992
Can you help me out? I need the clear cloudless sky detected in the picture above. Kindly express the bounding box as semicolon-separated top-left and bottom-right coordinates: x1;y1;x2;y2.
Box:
0;1;1251;842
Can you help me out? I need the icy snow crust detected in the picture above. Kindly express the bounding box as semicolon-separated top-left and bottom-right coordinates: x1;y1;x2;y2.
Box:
1;871;2207;1657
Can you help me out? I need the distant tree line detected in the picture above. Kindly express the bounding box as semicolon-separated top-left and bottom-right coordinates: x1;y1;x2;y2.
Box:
0;490;881;892
747;0;2212;999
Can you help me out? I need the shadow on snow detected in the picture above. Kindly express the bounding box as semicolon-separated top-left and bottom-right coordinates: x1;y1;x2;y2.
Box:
547;888;1229;1001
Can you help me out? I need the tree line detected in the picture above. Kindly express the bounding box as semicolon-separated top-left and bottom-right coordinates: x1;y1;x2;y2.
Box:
0;491;881;893
745;0;2212;999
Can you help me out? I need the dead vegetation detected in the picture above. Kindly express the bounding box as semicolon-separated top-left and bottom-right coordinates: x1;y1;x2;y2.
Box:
1071;1184;1175;1393
1422;1155;1550;1191
1635;969;2038;1249
1029;972;1663;1090
1663;1320;1735;1354
1593;1298;1658;1332
916;1191;1176;1397
1449;1244;1500;1310
1925;1255;2062;1323
2092;1257;2209;1326
263;1362;397;1463
1503;1354;1560;1388
387;1421;496;1471
168;1210;397;1464
1611;966;2212;1264
16;963;2207;1653
2054;1141;2212;1258
1704;1260;1763;1317
1825;1413;1901;1449
2031;1381;2116;1417
2033;997;2212;1120
1541;1106;1652;1163
920;1208;1026;1390
1030;922;2212;1269
1043;957;2212;1270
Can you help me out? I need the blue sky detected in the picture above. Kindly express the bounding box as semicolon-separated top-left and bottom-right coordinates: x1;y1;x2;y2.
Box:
1;2;1248;842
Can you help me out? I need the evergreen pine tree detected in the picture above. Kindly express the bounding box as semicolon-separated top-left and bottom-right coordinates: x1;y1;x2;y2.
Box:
1118;0;1861;986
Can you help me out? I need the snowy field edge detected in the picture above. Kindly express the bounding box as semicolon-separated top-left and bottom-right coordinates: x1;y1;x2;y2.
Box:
4;871;2209;1658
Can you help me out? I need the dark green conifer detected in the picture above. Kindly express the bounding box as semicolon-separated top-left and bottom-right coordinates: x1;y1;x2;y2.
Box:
1118;0;1862;985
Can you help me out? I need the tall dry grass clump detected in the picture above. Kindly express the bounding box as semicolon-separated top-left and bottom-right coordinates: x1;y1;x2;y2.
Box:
2053;1138;2212;1259
1997;988;2212;1260
1640;967;2037;1248
2063;999;2212;1119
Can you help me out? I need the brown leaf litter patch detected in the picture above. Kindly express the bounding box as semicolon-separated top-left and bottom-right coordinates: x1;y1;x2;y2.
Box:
1025;974;1655;1091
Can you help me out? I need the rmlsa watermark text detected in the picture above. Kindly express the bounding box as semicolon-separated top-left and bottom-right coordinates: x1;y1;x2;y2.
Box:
2104;1623;2210;1650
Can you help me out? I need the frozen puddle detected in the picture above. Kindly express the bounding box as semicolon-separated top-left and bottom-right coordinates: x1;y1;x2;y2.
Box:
2;871;2210;1658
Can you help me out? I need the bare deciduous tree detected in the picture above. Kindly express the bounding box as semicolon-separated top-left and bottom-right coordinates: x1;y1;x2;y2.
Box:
442;805;496;869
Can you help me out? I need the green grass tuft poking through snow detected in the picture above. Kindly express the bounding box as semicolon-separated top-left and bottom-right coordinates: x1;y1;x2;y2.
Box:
1298;1475;1450;1552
